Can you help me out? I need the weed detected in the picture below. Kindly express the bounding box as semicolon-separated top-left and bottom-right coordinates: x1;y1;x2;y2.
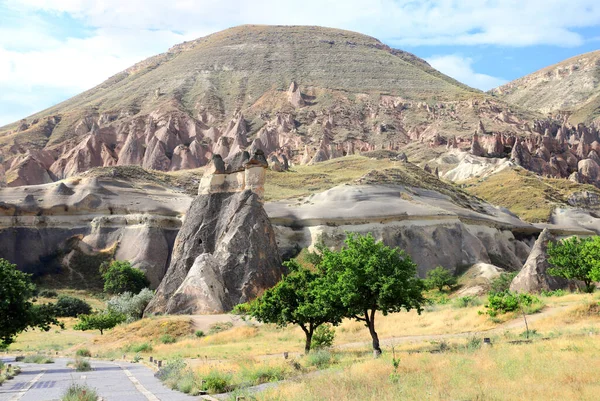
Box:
124;342;153;353
242;364;288;385
160;334;176;344
209;322;234;334
453;296;483;308
22;354;54;364
195;330;205;338
305;350;337;369
61;383;97;401
75;348;91;358
203;370;233;393
69;358;92;372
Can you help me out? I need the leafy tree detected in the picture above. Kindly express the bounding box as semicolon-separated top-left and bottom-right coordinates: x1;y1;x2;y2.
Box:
54;295;92;317
73;311;126;335
0;258;61;348
250;260;343;354
101;261;149;294
424;266;457;291
547;236;600;293
321;233;426;355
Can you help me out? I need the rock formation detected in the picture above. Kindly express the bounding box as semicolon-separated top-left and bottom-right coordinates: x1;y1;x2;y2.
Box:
145;151;283;314
509;228;566;293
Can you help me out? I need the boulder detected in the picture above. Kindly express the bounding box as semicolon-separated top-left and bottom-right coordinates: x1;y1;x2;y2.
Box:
145;190;283;315
509;228;566;293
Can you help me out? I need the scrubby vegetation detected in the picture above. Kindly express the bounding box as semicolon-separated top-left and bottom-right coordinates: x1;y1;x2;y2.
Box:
100;260;150;295
54;295;92;318
61;383;97;401
69;357;92;372
22;354;54;364
106;288;154;322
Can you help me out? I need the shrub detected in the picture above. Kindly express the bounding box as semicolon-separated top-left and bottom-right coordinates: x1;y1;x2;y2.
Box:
75;348;91;357
69;357;92;372
195;330;205;338
231;303;251;315
311;324;335;349
106;288;154;323
465;336;482;351
242;364;288;385
489;272;518;294
101;261;149;295
485;291;541;317
203;370;233;393
540;289;567;297
160;334;176;344
454;296;482;308
305;350;337;369
124;342;153;353
23;354;54;364
61;383;97;401
424;266;457;291
208;321;233;334
54;296;92;318
38;290;58;298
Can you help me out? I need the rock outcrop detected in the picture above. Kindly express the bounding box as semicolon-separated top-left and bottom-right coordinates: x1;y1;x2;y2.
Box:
145;152;283;314
509;228;566;293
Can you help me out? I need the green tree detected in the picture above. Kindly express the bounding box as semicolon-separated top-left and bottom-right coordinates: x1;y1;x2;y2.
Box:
321;233;426;355
54;295;92;317
250;260;343;354
424;266;457;292
0;258;60;348
548;236;600;293
101;261;149;294
73;311;126;335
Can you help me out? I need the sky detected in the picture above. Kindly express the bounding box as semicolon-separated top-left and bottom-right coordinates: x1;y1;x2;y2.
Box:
1;0;599;126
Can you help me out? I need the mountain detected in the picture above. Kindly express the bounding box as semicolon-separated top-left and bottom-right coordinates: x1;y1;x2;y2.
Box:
0;24;537;187
490;50;600;124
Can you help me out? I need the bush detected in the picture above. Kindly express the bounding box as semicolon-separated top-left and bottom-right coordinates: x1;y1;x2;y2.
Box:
242;364;288;385
160;334;176;344
54;296;92;318
195;330;205;338
124;342;153;353
61;383;97;401
489;272;518;294
453;296;483;308
23;354;54;364
69;357;92;372
106;288;154;323
75;348;91;357
231;303;251;315
311;324;335;349
305;350;337;369
203;370;233;393
38;290;58;298
208;321;233;334
424;266;457;291
101;261;149;295
485;291;541;317
540;289;567;297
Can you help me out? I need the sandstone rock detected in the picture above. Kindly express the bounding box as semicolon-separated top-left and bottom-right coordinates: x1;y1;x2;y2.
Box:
578;158;600;182
510;228;566;293
145;190;283;314
288;81;305;108
470;133;485;157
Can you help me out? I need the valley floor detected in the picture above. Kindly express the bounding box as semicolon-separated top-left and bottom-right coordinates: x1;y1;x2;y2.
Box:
6;291;600;400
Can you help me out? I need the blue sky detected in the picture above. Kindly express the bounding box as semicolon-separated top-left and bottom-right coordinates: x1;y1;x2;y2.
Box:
1;0;599;126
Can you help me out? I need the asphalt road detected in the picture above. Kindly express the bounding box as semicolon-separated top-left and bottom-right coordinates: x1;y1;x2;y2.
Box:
0;357;195;401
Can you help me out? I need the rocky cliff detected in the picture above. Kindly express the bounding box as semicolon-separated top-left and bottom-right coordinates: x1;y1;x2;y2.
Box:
145;151;283;314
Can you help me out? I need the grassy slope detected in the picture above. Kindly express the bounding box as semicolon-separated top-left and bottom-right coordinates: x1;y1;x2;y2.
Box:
463;167;600;223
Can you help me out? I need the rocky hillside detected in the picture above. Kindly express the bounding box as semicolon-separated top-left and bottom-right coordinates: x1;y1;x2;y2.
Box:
0;25;541;187
490;50;600;124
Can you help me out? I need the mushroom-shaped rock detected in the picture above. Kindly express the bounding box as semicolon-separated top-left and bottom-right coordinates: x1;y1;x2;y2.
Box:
510;229;567;293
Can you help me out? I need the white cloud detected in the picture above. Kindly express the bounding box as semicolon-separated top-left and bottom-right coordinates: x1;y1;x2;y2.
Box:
1;0;600;125
426;55;508;91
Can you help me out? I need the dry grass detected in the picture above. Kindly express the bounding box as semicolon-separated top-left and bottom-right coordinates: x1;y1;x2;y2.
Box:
261;335;600;401
463;167;600;222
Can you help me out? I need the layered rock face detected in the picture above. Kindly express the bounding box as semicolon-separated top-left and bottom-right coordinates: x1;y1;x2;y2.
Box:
510;228;567;293
145;152;283;314
0;168;190;287
267;167;536;275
